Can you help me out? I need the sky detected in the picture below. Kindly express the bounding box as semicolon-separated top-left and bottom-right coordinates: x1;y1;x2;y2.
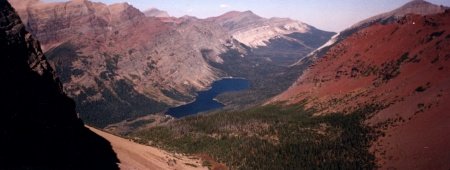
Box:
41;0;450;32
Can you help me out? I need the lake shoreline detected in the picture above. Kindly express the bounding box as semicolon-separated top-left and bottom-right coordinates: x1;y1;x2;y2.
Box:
169;76;248;108
165;78;250;118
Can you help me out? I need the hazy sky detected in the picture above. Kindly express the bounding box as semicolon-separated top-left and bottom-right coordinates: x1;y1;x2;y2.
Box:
41;0;450;32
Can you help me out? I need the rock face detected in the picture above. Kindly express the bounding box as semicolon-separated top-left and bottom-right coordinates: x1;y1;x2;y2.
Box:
272;10;450;169
0;0;119;169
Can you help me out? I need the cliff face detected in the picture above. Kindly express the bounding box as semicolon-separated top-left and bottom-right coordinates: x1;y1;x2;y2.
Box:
0;0;119;169
273;11;450;169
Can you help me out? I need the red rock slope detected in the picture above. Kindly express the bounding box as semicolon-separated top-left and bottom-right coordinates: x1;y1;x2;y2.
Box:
272;11;450;169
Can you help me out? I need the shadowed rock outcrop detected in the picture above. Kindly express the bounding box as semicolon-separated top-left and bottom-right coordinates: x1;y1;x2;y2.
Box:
0;0;119;169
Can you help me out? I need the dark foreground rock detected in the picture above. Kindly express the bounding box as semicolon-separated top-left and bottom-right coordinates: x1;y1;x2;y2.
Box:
0;0;119;169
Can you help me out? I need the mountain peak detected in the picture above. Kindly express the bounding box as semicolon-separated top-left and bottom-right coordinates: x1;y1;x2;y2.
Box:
239;10;260;17
216;10;259;19
402;0;432;7
348;0;448;29
396;0;446;14
109;1;131;9
242;10;255;14
143;7;170;17
407;0;427;4
212;10;263;23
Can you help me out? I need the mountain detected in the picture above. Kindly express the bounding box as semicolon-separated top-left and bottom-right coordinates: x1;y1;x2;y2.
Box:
9;0;231;127
0;0;119;169
209;11;335;56
0;2;210;169
74;1;450;169
351;0;448;29
129;9;450;169
304;0;449;62
210;10;310;48
9;0;334;129
272;10;450;169
143;7;170;18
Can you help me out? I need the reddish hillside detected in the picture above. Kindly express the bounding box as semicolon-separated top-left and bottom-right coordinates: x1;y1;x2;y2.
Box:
272;11;450;169
305;0;448;62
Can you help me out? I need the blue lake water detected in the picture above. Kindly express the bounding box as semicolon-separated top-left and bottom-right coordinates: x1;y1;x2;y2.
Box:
166;78;250;118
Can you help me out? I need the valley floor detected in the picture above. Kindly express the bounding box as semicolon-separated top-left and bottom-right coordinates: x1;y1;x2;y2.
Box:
87;126;206;170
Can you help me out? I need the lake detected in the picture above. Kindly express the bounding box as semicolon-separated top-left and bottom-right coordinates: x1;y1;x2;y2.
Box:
166;78;250;118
